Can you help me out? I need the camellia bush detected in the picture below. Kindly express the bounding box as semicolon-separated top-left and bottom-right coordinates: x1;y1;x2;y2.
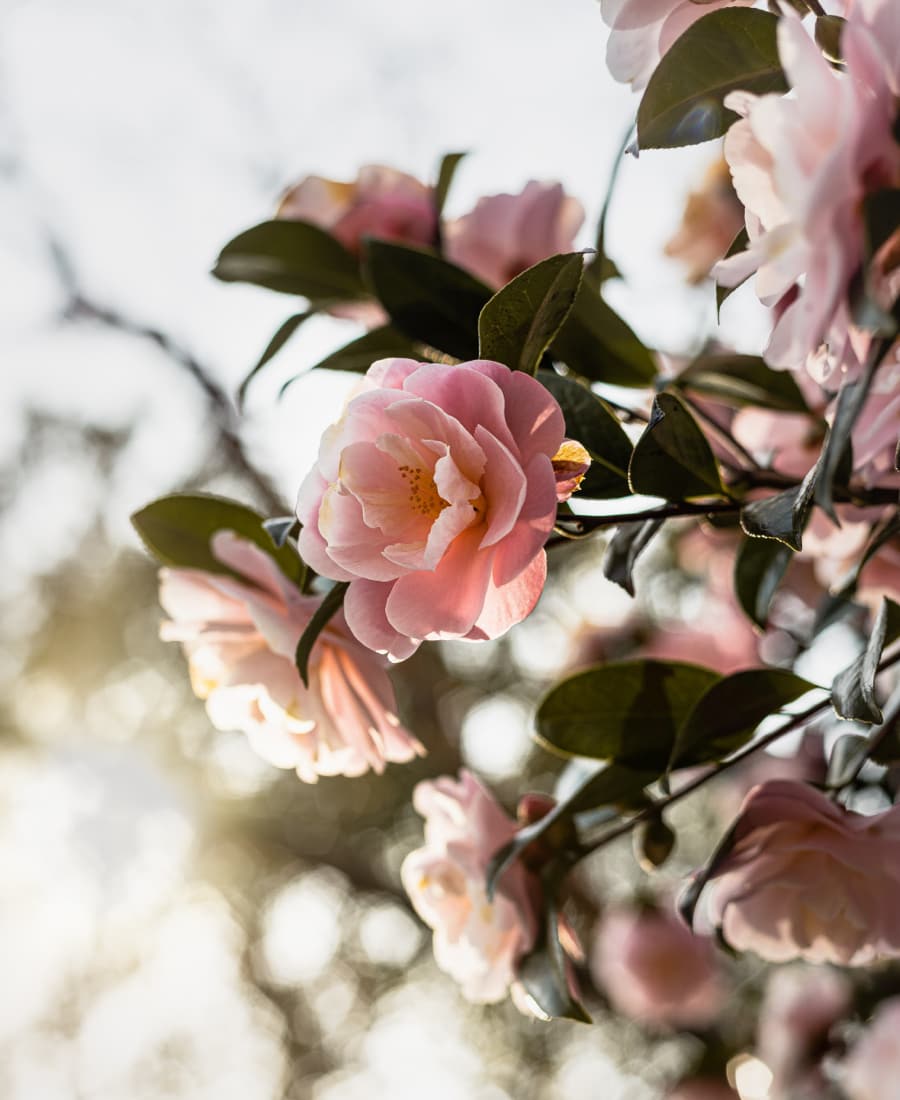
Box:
131;1;899;1096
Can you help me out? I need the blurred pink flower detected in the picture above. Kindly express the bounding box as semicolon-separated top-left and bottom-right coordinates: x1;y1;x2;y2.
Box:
444;181;584;289
730;408;823;480
757;966;852;1094
705;780;900;965
599;0;752;91
714;3;900;372
401;770;539;1004
277;164;436;256
665;157;745;283
590;904;724;1029
297;357;573;660
841;997;900;1100
641;589;759;674
159;531;422;782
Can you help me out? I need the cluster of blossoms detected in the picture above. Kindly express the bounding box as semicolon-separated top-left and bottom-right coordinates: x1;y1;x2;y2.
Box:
136;0;900;1089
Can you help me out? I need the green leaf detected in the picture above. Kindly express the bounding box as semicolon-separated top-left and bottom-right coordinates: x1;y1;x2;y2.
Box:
734;536;793;629
832;598;900;724
434;151;467;219
362;240;491;360
602;518;664;596
826;732;871;789
486;764;654;900
516;902;591;1023
478;253;585;375
716;227;751;317
850;191;900;337
637;9;788;149
538;371;633;498
814;357;877;520
669;668;818;771
740;459;819;550
628;392;726;501
212;219;366;299
295;581;350;688
815;15;845;63
280;324;420;397
132;493;306;588
263;516;299;548
552;281;657;388
678;353;810;413
536;660;721;768
238;310;315;408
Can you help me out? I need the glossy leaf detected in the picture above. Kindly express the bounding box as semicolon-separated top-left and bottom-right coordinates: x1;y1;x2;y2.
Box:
280;325;421;398
629;392;726;501
536;660;721;767
814;362;875;519
637;9;787;149
678;353;810;413
363;240;491;360
832;598;900;724
295;581;349;688
734;536;792;629
552;281;657;388
740;459;819;550
479;253;584;375
238;310;315;408
716;226;751;316
263;515;299;548
516;903;591;1023
815;15;845;62
538;371;633;498
132;493;305;588
434;151;467;219
213;219;365;299
602;518;664;596
669;669;818;771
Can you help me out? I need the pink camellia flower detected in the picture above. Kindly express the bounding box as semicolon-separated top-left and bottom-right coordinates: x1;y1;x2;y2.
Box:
665;157;745;283
444;181;584;289
703;780;900;965
714;2;900;373
277;164;436;256
401;770;540;1004
297;357;581;661
158;530;423;783
757;966;852;1095
590;904;724;1029
841;997;900;1100
599;0;752;92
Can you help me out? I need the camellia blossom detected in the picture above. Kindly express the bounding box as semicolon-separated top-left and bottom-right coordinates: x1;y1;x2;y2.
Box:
158;530;423;782
297;357;583;661
703;780;900;965
841;997;900;1100
599;0;751;92
444;181;584;289
277;163;436;255
401;770;539;1004
714;1;900;373
591;904;724;1029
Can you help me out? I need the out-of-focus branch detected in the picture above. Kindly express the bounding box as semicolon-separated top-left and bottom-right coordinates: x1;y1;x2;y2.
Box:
45;235;286;516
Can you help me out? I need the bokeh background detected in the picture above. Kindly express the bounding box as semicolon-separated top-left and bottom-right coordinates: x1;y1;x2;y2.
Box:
0;2;777;1096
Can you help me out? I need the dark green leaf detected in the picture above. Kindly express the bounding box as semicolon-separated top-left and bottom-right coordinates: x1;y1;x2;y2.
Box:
678;353;810;413
832;598;900;723
740;458;819;550
263;516;299;548
536;660;721;767
814;361;876;520
132;493;305;588
363;240;491;360
669;668;818;771
486;764;654;900
637;10;787;149
850;191;900;337
295;582;350;688
871;705;900;765
538;371;633;498
815;15;845;63
552;281;657;388
516;903;591;1023
238;310;315;408
479;254;584;375
716;227;751;316
679;818;740;931
602;518;664;596
734;536;793;629
280;324;421;398
628;392;726;501
213;219;365;299
434;151;467;219
826;732;871;789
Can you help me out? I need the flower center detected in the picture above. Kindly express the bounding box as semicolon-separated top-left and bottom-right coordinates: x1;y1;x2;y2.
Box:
397;464;448;519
